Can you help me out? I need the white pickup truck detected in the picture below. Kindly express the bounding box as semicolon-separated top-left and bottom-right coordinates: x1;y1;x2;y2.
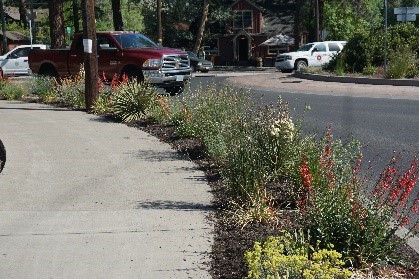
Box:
0;44;47;77
275;41;346;73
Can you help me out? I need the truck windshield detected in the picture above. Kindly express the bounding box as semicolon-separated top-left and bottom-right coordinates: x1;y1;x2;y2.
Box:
296;43;314;51
113;33;158;49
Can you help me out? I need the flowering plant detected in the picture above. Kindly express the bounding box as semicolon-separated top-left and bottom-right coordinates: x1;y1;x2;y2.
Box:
296;128;418;267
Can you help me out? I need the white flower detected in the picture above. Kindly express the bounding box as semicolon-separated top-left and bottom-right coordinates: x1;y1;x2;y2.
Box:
270;117;295;142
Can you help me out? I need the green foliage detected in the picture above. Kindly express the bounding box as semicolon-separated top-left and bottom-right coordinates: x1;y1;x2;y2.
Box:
341;22;419;76
4;0;144;46
92;89;115;115
33;14;51;45
0;80;25;100
173;84;250;162
385;48;419;79
142;0;201;47
112;80;159;122
52;69;86;109
29;75;57;102
361;64;377;76
322;0;383;41
387;22;419;55
297;129;419;267
334;53;346;76
341;30;382;72
323;2;357;41
93;0;144;32
171;87;309;224
244;230;352;279
29;66;85;108
223;98;300;204
121;1;145;32
229;187;279;228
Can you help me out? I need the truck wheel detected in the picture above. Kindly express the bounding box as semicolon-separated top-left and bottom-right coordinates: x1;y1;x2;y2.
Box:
165;86;184;96
0;139;6;173
39;66;58;78
295;60;307;71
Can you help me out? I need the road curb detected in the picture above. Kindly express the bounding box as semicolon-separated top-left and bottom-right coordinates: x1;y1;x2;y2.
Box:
294;71;419;87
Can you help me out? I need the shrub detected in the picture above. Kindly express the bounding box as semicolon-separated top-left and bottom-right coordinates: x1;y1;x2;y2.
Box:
334;52;346;76
50;66;86;109
29;75;57;102
173;84;251;163
92;88;115;115
387;22;419;56
342;30;381;73
361;64;377;76
112;80;159;122
244;230;352;279
0;80;25;100
92;73;126;116
342;23;419;75
323;52;347;75
223;98;300;204
385;49;418;79
297;129;418;267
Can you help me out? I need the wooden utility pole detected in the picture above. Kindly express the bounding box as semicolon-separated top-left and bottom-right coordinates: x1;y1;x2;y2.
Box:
157;0;162;44
81;0;98;111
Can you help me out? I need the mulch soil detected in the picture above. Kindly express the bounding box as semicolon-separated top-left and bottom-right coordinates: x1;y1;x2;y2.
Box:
129;119;419;279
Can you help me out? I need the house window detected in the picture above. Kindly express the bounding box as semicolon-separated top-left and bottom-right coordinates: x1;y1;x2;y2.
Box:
233;10;253;29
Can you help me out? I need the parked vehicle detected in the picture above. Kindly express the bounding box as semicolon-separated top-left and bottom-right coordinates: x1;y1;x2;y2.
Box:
275;41;346;73
29;32;191;94
0;44;47;77
187;51;213;73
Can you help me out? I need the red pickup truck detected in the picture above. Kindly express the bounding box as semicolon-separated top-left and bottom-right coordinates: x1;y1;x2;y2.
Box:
28;31;191;94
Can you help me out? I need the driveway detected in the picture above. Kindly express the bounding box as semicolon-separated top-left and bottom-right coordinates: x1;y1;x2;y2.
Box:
0;101;212;278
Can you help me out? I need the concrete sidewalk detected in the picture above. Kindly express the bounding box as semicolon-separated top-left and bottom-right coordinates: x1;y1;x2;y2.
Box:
0;100;213;278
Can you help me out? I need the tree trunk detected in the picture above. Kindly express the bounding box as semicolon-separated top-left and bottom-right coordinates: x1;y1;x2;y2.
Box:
18;0;28;28
48;0;65;48
193;0;210;54
294;0;305;48
157;0;162;44
112;0;123;31
73;0;80;33
0;0;7;54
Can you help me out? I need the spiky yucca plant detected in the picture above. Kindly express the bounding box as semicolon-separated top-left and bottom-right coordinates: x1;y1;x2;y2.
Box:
112;80;159;122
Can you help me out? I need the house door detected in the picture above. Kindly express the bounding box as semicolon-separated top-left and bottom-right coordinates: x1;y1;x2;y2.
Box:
237;36;249;61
